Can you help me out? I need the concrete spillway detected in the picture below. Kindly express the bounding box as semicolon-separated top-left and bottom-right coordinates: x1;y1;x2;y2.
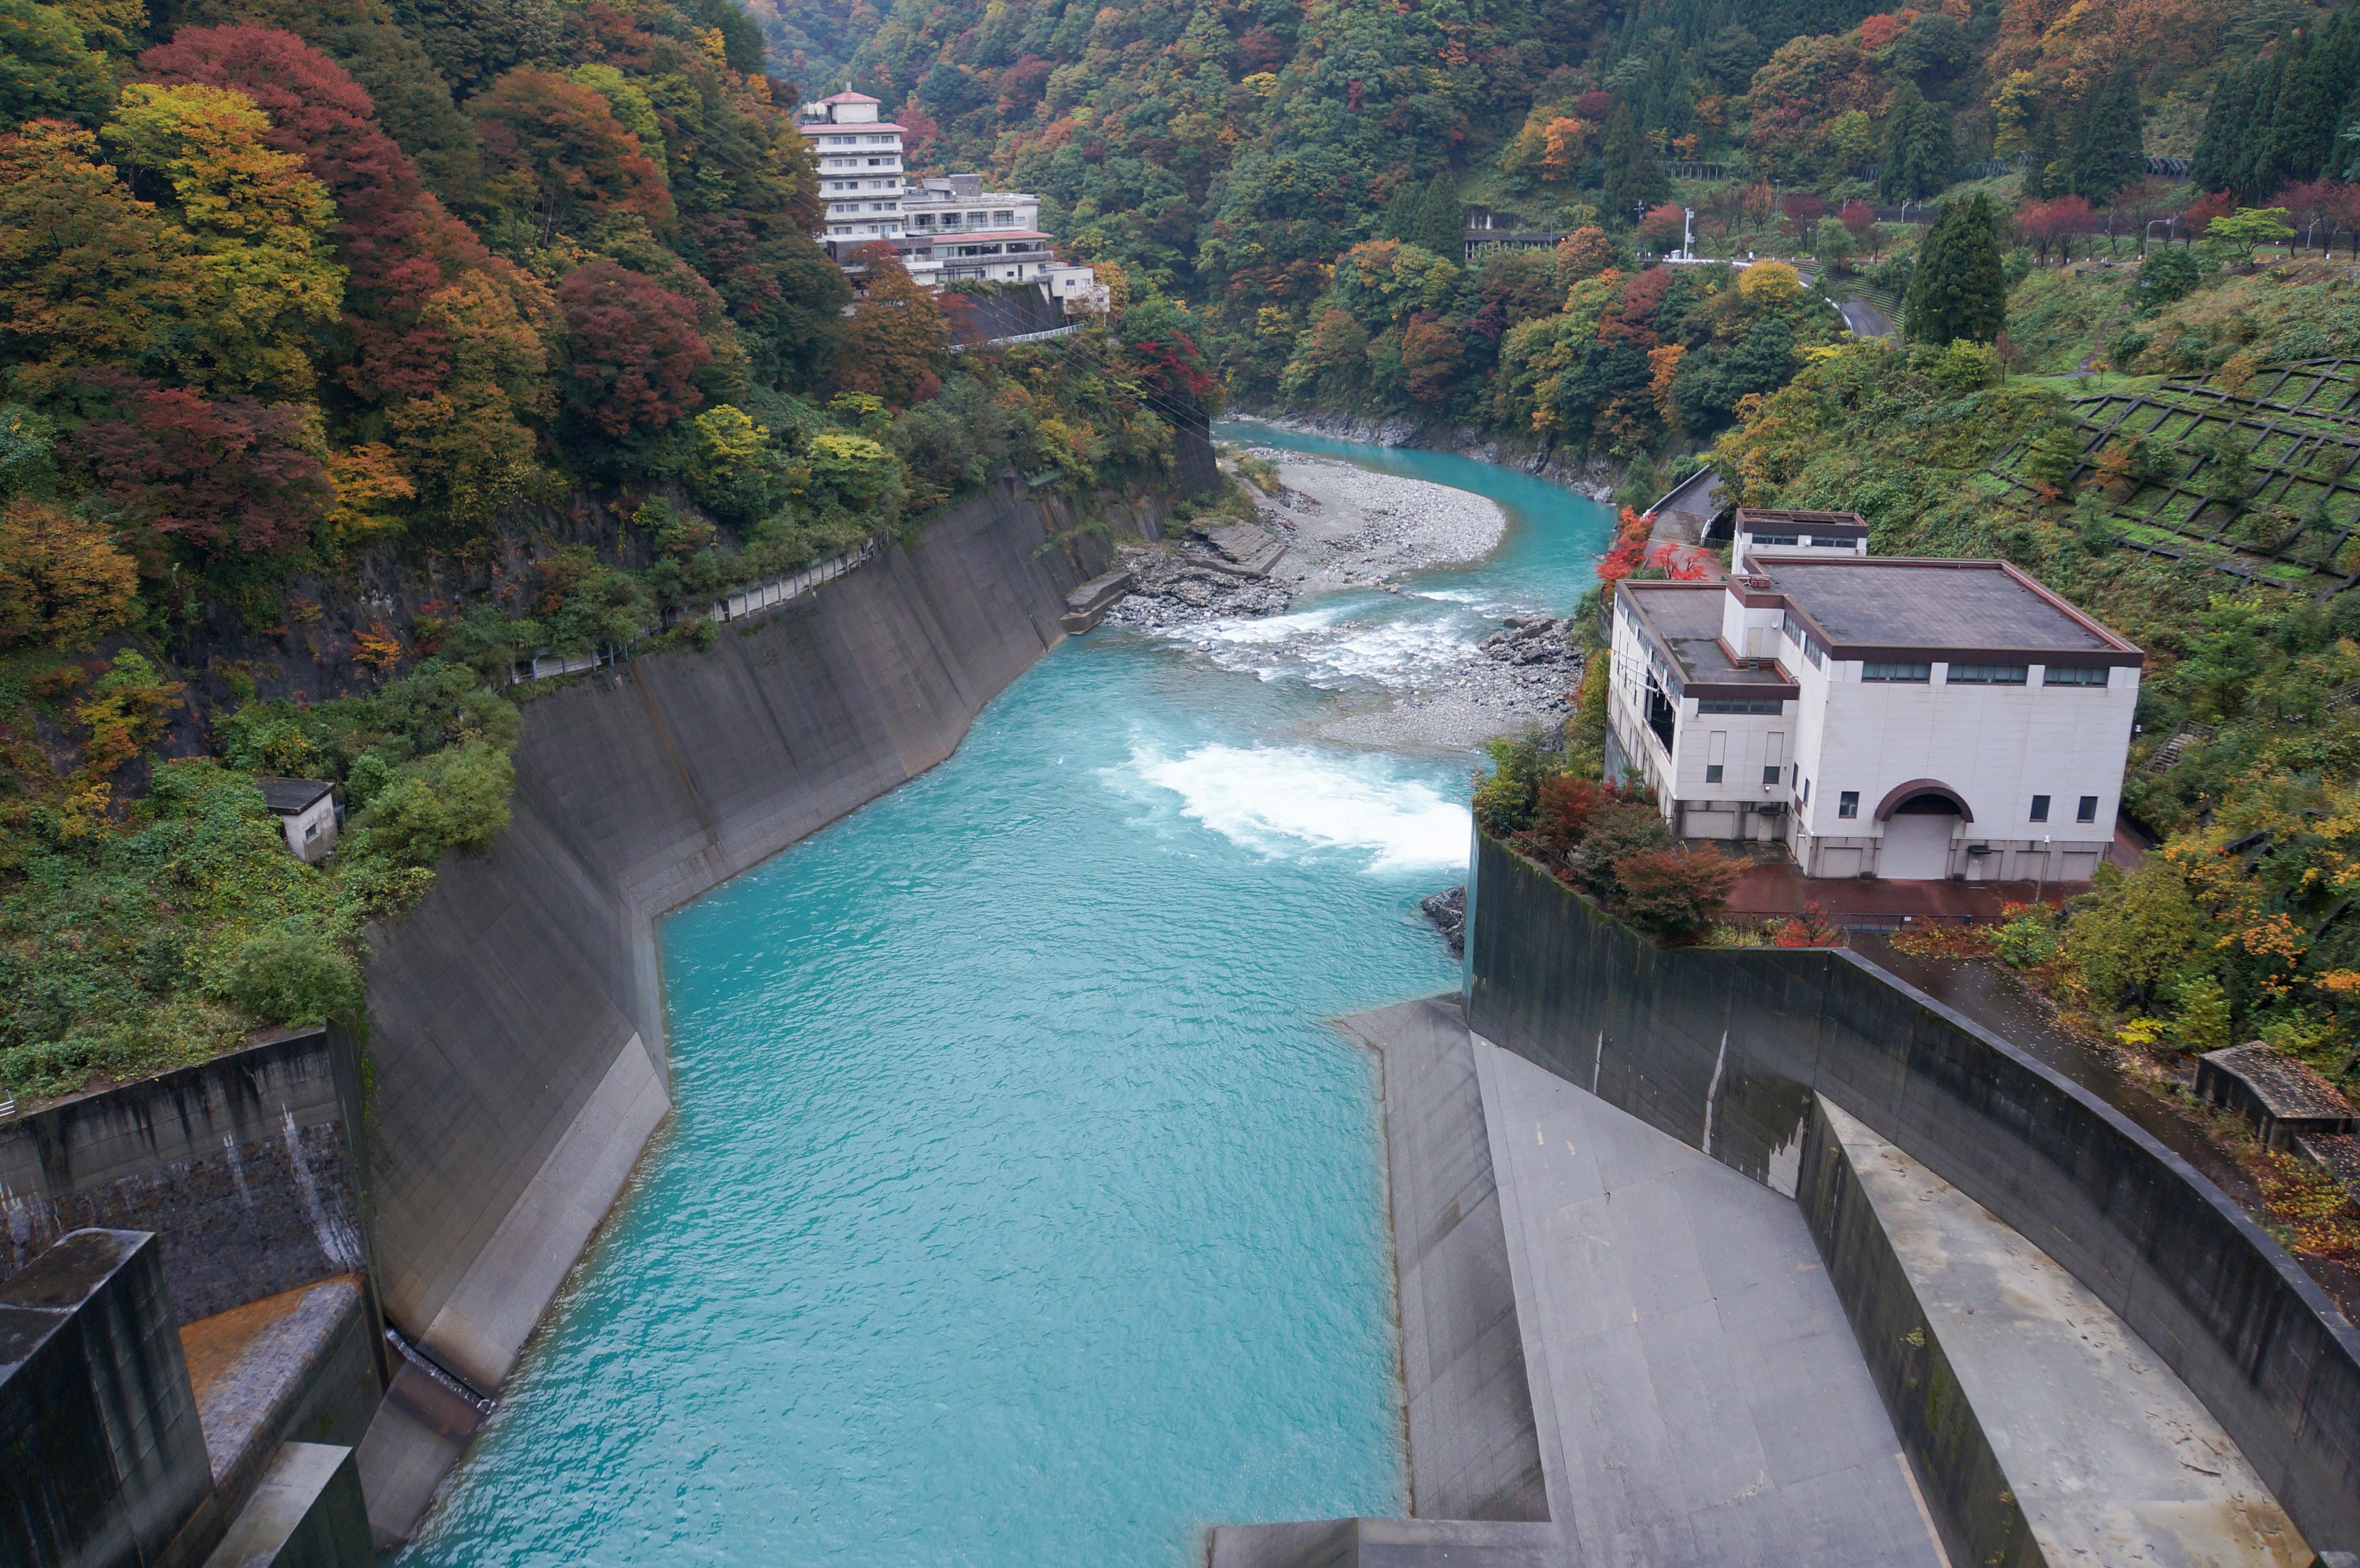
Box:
1221;997;2318;1567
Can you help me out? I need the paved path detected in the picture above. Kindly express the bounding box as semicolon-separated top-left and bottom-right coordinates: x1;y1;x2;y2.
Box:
1476;1041;1946;1567
1839;296;1898;340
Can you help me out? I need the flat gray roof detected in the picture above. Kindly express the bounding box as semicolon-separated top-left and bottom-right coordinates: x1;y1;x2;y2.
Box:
1760;560;2136;660
1622;583;1793;693
253;777;334;813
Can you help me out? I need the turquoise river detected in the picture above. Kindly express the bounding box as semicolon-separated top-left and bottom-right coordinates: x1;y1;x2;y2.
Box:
397;426;1615;1567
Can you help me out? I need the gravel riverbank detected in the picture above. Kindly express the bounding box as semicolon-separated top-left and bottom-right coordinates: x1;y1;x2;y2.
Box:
1098;453;1583;750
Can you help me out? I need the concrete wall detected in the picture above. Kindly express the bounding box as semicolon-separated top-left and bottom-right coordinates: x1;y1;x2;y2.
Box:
361;470;1192;1395
1793;1097;2035;1568
0;1230;220;1568
1464;832;2360;1552
0;1029;369;1325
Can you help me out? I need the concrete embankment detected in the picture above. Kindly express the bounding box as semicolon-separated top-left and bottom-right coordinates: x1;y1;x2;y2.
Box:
1462;831;2360;1556
354;465;1198;1539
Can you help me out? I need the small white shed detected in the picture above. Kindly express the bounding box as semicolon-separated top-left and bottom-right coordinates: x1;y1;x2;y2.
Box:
254;777;339;864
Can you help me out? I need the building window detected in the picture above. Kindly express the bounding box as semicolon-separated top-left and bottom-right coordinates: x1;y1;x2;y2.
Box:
993;209;1014;224
1862;661;1932;682
1946;663;2028;684
2077;795;2099;823
1750;533;1798;545
1763;763;1780;785
2030;794;2050;822
1839;790;1858;818
1803;777;1811;804
1705;764;1723;783
1697;699;1783;714
2045;665;2110;687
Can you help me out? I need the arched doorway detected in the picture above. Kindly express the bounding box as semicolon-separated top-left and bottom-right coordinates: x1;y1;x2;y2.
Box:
1879;791;1964;880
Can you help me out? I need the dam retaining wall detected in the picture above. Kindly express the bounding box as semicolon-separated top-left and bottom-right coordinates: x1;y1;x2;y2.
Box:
361;471;1186;1400
0;1027;369;1324
1464;831;2360;1554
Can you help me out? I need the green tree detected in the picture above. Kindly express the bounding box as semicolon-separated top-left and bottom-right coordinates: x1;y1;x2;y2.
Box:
2070;68;2145;202
2206;206;2294;256
2021;106;2066;200
1904;194;2005;346
103;81;346;399
1600;100;1666;222
1409;170;1462;258
1879;82;1954;202
0;0;113;125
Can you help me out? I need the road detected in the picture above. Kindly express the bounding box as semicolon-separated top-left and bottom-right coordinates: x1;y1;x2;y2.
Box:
1838;295;1898;339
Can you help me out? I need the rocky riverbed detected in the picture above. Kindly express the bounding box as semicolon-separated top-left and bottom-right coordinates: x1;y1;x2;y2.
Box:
1098;453;1584;749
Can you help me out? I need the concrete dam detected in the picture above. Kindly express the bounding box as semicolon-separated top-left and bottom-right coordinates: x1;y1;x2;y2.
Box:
1211;833;2360;1567
9;423;2358;1566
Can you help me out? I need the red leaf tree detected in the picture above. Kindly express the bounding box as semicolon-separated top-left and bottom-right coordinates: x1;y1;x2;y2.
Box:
66;372;334;556
139;26;504;402
557;261;711;435
473;68;672;240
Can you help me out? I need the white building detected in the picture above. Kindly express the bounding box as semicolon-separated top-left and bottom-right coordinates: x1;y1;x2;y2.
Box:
1607;552;2142;884
797;89;910;254
794;105;1101;309
1732;505;1870;571
254;777;339;863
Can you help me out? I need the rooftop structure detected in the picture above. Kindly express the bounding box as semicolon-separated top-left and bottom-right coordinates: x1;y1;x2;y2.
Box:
1609;555;2142;882
1731;506;1870;571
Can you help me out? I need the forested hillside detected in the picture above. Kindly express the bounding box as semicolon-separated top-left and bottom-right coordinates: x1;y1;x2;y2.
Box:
0;0;1216;1101
751;0;2360;477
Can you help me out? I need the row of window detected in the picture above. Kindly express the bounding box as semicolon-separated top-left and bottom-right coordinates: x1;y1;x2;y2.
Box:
910;211;1021;227
1861;661;2110;686
1825;791;2099;823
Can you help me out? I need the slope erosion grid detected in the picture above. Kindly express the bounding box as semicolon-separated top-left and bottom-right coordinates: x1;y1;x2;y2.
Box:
390;436;1613;1565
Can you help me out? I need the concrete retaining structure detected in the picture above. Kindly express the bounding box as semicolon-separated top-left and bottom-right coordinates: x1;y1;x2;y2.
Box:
0;1029;369;1325
1800;1094;2311;1566
1465;831;2360;1554
1;1230;221;1568
355;463;1199;1533
1336;1000;1546;1522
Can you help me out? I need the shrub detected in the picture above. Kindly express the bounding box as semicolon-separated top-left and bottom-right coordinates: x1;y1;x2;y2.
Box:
1532;774;1607;852
1614;845;1739;940
213;919;362;1026
1473;727;1571;836
344;739;513;868
1575;801;1673;900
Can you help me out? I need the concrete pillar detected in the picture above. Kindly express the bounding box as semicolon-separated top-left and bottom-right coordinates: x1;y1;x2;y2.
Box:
0;1229;221;1568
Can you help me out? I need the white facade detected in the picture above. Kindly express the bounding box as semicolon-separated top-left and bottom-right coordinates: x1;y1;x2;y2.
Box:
254;778;339;864
1733;506;1871;572
1609;557;2142;884
798;90;908;249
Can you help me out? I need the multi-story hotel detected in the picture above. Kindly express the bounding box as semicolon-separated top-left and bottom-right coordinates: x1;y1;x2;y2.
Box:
796;92;1102;308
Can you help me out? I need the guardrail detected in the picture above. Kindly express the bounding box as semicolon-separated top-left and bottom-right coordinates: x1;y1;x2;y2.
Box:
509;538;886;683
710;538;881;623
949;323;1084;354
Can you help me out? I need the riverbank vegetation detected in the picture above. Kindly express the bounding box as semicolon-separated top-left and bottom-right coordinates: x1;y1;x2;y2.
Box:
0;0;1219;1103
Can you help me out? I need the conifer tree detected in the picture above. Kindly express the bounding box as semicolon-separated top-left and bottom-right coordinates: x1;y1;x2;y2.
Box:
2021;108;2066;199
1879;82;1953;202
1600;100;1666;222
1378;183;1422;243
2190;61;2252;194
2071;68;2145;202
1410;171;1463;257
1905;193;2005;347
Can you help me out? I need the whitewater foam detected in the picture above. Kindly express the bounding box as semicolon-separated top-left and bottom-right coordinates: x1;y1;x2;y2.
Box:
1118;742;1470;872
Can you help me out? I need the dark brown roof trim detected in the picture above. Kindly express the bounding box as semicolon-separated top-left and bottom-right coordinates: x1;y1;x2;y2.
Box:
1686;683;1800;702
1832;645;2144;668
1876;778;1973;822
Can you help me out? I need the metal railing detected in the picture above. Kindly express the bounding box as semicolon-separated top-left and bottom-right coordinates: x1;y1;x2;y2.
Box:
510;539;886;683
950;323;1083;354
710;538;881;622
